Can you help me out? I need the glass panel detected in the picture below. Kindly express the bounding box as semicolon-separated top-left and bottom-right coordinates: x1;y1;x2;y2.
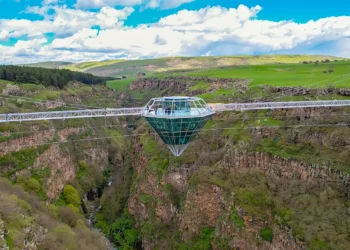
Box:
145;114;214;146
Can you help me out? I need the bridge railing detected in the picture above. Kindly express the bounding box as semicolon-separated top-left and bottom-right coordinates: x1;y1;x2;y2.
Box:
215;100;350;111
0;108;144;123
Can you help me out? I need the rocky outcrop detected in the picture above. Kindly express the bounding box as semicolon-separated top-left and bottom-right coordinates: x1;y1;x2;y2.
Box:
84;148;109;172
33;144;75;200
221;148;350;191
0;129;54;156
266;86;350;97
34;100;65;110
129;76;249;95
180;184;226;240
0;219;9;250
2;84;23;96
0;217;47;250
0;127;84;156
129;78;187;93
129;136;349;249
22;219;47;250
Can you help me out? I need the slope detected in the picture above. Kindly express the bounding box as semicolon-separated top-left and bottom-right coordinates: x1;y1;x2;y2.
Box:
62;55;344;78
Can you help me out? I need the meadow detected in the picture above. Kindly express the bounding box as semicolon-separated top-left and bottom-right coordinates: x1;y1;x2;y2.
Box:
41;54;343;78
187;60;350;88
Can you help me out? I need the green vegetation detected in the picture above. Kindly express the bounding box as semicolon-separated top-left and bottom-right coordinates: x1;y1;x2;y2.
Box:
0;145;49;177
60;55;343;78
0;178;106;250
189;60;350;88
63;185;81;208
230;210;244;229
0;65;113;89
140;133;169;176
62;59;124;72
259;227;274;242
1;55;350;250
179;227;215;250
110;210;140;249
107;78;134;92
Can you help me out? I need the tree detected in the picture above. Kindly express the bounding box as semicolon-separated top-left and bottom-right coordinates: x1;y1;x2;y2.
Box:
25;178;41;194
63;185;81;207
0;65;112;89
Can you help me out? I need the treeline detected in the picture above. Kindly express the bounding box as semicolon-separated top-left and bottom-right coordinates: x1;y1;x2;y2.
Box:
0;65;114;89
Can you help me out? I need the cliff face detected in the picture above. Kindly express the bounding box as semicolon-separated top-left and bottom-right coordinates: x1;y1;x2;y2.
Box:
127;114;350;250
267;86;350;97
1;127;109;200
129;76;249;96
1;76;350;249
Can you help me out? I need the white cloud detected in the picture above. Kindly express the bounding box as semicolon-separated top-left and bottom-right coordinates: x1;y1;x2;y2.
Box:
145;0;160;9
75;0;143;9
42;0;59;5
0;5;134;40
1;4;350;64
75;0;193;9
146;0;194;9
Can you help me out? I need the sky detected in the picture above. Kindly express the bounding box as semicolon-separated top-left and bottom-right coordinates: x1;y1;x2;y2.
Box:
0;0;349;64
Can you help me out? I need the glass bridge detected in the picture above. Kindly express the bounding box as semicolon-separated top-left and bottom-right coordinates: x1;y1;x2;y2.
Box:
143;96;216;156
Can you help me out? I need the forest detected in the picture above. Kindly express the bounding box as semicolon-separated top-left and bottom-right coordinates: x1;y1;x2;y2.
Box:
0;65;114;89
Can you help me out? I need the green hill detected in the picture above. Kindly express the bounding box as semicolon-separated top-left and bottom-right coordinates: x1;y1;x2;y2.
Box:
61;55;344;78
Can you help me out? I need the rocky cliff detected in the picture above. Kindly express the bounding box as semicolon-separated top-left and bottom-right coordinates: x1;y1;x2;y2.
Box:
123;102;350;250
129;76;249;96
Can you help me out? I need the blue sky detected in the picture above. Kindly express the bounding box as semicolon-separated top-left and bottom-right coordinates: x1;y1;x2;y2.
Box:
2;0;349;24
0;0;349;63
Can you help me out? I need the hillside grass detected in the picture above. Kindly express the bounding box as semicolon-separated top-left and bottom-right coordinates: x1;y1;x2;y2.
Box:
62;55;344;78
62;59;124;72
188;60;350;88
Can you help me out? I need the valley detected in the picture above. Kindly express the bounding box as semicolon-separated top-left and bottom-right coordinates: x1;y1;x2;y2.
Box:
0;56;350;250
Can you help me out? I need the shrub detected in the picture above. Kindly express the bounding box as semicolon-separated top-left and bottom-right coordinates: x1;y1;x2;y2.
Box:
48;204;59;219
192;227;215;250
25;178;41;194
112;211;140;248
230;210;244;229
58;206;80;227
63;185;81;207
78;160;87;172
18;199;32;213
260;227;274;242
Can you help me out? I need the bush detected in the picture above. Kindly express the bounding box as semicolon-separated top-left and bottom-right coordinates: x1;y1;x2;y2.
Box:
78;160;87;172
63;185;81;207
192;227;215;250
230;210;244;229
58;206;80;227
112;211;140;248
25;178;41;194
260;227;274;242
48;204;59;219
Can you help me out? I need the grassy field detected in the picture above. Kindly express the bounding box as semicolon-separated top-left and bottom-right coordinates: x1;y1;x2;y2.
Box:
61;60;124;72
187;60;350;88
106;59;350;104
107;60;350;92
36;54;344;78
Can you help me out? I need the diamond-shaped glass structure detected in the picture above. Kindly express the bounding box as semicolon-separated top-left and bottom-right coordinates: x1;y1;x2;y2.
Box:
142;96;216;156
